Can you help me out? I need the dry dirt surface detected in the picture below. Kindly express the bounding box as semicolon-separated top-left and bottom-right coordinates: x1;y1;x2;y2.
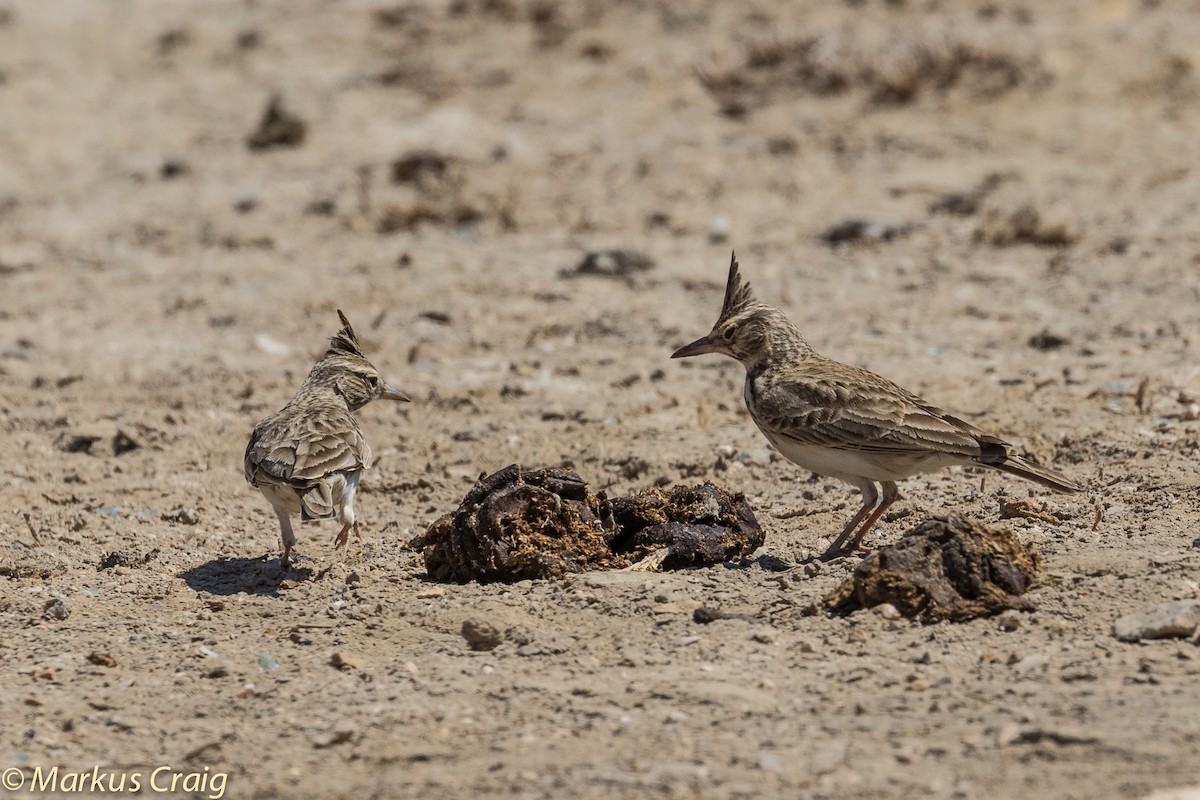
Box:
3;1;1200;798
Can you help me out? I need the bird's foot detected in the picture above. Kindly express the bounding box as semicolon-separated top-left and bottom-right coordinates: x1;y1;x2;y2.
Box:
333;523;351;549
819;542;875;562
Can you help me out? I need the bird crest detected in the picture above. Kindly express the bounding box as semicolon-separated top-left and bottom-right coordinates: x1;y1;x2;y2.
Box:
326;310;367;360
719;251;756;321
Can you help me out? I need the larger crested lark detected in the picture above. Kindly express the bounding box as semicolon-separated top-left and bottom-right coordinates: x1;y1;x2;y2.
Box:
672;253;1080;558
244;311;410;570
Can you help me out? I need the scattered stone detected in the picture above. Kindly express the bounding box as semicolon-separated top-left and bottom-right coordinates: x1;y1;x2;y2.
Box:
562;249;655;281
157;27;191;55
929;173;1007;216
872;603;901;620
696;29;1043;114
461;619;503;651
42;598;69;621
824;514;1041;622
1011;653;1049;671
246;94;307;151
160;159;189;180
253;333;291;357
975;203;1079;247
257;653;279;672
390;150;453;189
755;750;782;773
708;214;731;244
311;726;355;749
87;651;117;667
233;194;258;214
750;626;778;644
1000;726;1100;746
693;607;758;624
1113;600;1200;643
329;652;364;671
112;428;140;456
819;216;911;246
56;426;108;454
997;611;1023;631
376;202;482;234
162;507;199;525
1028;329;1070;351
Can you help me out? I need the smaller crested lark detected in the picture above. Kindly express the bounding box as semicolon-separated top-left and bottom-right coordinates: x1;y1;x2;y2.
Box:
244;311;410;570
672;253;1080;558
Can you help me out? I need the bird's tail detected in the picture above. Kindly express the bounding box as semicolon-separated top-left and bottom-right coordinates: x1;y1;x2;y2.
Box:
988;453;1080;494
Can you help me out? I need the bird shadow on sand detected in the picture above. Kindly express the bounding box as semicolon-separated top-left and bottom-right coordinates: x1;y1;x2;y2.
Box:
178;556;316;596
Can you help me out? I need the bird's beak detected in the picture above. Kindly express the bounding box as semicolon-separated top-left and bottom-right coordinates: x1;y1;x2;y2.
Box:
381;384;412;402
670;334;720;359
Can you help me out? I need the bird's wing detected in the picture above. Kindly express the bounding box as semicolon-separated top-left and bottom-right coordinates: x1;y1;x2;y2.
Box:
244;404;370;490
749;360;993;459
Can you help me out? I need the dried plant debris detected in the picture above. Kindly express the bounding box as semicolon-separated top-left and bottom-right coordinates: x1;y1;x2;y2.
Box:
824;514;1041;622
410;465;764;583
246;94;307;151
607;483;763;569
412;465;619;583
698;25;1047;116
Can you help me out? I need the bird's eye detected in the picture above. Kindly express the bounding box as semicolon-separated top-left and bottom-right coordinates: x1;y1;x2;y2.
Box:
722;325;737;341
366;375;379;387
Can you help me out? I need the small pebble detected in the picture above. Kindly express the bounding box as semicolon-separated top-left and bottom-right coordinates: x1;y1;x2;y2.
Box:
708;214;731;243
43;598;69;621
873;603;901;620
997;611;1022;631
329;651;364;670
1012;653;1049;672
461;619;503;651
1113;600;1200;642
750;627;778;645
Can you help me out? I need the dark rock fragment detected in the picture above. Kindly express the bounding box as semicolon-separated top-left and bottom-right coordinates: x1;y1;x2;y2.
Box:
246;94;306;151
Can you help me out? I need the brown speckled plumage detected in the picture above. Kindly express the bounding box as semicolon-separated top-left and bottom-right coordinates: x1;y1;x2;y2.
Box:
672;252;1079;558
244;311;410;570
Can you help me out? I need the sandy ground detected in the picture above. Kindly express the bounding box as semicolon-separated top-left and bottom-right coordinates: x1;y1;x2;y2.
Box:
3;1;1200;798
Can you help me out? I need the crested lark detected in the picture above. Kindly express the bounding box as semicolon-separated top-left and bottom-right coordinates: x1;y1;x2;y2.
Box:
672;253;1080;558
244;311;410;570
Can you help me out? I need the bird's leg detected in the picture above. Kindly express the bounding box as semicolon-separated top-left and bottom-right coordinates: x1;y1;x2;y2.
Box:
352;520;362;542
823;481;880;557
333;494;357;549
276;510;296;571
844;481;900;553
332;522;352;549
